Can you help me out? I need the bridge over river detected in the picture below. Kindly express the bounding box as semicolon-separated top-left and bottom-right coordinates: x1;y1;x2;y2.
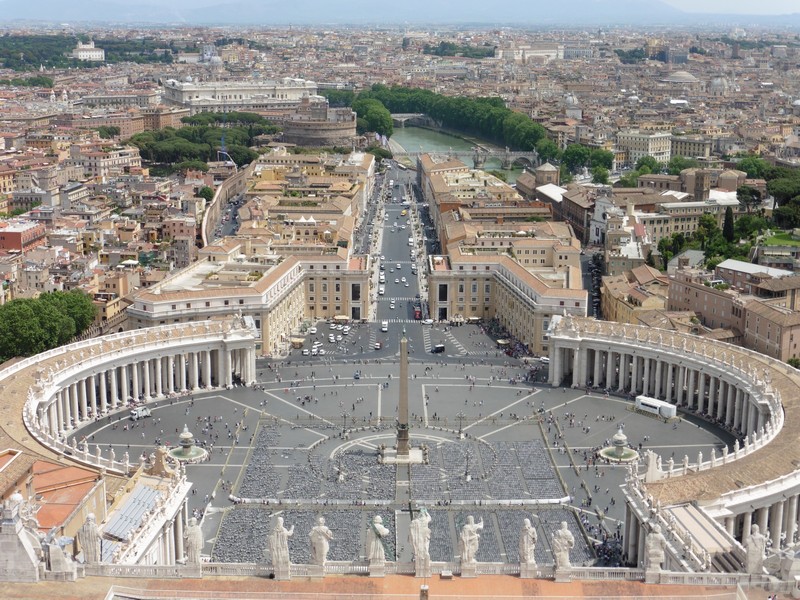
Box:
392;146;540;170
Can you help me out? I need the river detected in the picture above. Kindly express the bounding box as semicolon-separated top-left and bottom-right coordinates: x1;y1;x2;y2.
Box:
389;126;524;183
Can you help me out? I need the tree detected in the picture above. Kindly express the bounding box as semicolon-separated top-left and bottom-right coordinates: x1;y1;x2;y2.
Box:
736;156;769;179
562;144;590;172
96;126;120;139
197;186;215;202
559;164;574;184
768;178;800;206
789;358;800;369
535;138;561;164
589;149;614;170
635;155;660;173
352;98;393;137
723;206;735;243
616;170;641;188
591;166;609;185
695;213;719;251
175;160;209;174
736;185;762;213
667;155;699;175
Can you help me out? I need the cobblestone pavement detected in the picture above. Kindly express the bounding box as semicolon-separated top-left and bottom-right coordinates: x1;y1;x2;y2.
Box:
72;357;727;567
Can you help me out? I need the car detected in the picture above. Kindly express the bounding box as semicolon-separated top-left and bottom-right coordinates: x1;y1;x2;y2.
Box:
390;302;396;309
374;342;382;350
415;294;421;299
329;323;337;330
329;335;336;343
401;277;406;283
343;326;351;334
336;335;343;342
353;371;361;379
309;327;317;334
539;356;551;363
396;264;401;270
395;278;400;284
405;282;409;287
390;269;394;273
313;341;323;348
423;318;434;325
342;328;350;336
380;255;385;261
431;344;445;354
379;286;385;295
335;324;344;331
380;264;385;271
318;349;326;355
401;225;406;230
302;349;310;356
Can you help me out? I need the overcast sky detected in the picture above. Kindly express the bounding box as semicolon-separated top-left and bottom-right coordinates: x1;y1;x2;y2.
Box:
663;0;798;13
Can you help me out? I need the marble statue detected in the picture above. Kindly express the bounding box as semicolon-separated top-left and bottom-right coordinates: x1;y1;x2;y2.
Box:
367;515;390;565
184;517;203;565
744;524;767;574
552;521;575;570
519;518;537;565
76;513;101;564
409;507;431;569
269;516;294;568
458;515;483;564
309;517;333;566
645;524;667;570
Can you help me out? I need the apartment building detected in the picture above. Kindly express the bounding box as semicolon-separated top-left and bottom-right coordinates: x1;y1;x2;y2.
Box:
601;265;669;324
670;135;712;159
616;130;672;167
427;253;587;355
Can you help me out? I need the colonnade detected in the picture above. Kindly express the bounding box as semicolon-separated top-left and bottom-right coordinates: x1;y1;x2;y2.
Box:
549;345;763;437
39;346;255;438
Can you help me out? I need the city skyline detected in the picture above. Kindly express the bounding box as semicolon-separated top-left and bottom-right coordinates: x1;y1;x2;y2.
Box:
0;0;799;25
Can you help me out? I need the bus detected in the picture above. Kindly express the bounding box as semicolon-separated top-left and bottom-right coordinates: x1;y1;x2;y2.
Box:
635;395;677;419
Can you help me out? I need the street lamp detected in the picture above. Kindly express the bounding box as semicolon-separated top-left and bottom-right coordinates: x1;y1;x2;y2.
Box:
456;411;465;438
341;411;350;435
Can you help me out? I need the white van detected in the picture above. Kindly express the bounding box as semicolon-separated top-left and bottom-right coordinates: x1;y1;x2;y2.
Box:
381;320;389;332
130;406;151;421
408;237;414;246
379;272;386;284
379;286;385;295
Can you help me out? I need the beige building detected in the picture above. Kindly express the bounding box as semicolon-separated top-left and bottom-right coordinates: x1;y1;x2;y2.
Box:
670;135;712;159
427;253;586;355
600;265;669;324
616;130;672;167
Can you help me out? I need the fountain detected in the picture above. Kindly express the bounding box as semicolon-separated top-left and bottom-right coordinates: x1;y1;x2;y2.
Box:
597;425;639;463
168;425;208;463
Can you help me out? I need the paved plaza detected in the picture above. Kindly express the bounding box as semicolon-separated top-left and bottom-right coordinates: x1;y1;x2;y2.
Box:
71;336;731;569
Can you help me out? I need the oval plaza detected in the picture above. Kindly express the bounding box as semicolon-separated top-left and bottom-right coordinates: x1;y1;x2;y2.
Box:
1;309;800;597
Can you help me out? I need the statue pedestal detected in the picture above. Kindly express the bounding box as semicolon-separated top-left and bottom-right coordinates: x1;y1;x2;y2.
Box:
554;567;572;583
644;567;661;584
415;560;432;578
182;564;203;578
520;563;538;579
369;562;386;578
308;564;325;578
274;563;291;581
460;562;477;578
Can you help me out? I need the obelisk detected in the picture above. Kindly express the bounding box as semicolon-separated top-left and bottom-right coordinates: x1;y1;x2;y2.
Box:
397;334;410;457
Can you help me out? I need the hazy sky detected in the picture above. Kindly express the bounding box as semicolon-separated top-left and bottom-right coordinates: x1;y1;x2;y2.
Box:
663;0;798;13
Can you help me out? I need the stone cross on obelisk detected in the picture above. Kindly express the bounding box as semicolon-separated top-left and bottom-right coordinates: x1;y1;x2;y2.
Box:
397;334;410;457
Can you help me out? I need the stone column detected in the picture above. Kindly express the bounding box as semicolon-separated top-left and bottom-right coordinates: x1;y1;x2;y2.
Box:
717;381;727;421
725;385;735;426
131;362;140;402
109;367;119;408
618;353;628;393
551;346;562;386
571;347;582;388
175;512;185;562
642;357;651;396
606;351;615;390
787;495;799;547
756;408;764;433
48;403;58;436
190;353;199;390
140;359;150;400
757;506;769;536
99;371;108;413
79;379;88;422
654;360;662;398
707;376;716;416
55;393;65;435
120;363;129;403
176;355;185;392
63;385;73;429
203;351;212;388
155;357;163;398
69;383;79;427
593;349;602;387
742;511;753;544
771;501;784;549
697;373;706;413
88;374;98;417
724;517;734;537
734;390;743;430
675;367;685;404
631;355;640;394
665;363;674;402
167;355;175;394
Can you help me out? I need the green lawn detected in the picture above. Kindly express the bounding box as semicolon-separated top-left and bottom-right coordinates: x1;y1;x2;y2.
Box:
764;232;800;246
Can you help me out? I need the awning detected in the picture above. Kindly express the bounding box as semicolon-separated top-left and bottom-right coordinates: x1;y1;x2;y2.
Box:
334;315;350;322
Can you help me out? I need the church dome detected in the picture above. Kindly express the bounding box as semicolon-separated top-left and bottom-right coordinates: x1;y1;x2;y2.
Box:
663;70;698;83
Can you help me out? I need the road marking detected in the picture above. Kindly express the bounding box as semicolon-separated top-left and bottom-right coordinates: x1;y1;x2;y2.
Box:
263;390;335;426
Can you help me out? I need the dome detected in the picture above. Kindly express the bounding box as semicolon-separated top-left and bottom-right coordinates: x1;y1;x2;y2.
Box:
792;99;800;107
663;70;698;83
709;76;729;90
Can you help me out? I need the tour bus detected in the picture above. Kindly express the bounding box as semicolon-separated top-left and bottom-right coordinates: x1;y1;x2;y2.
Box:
635;395;677;419
381;320;389;332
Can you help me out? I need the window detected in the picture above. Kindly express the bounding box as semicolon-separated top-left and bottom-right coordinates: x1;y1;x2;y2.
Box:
205;302;210;307
352;283;361;301
335;283;341;292
171;304;176;310
438;284;448;302
186;303;191;308
224;300;229;306
239;299;244;305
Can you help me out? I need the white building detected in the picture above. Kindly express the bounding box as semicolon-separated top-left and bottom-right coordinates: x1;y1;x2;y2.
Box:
162;78;317;114
616;130;672;167
72;40;105;62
